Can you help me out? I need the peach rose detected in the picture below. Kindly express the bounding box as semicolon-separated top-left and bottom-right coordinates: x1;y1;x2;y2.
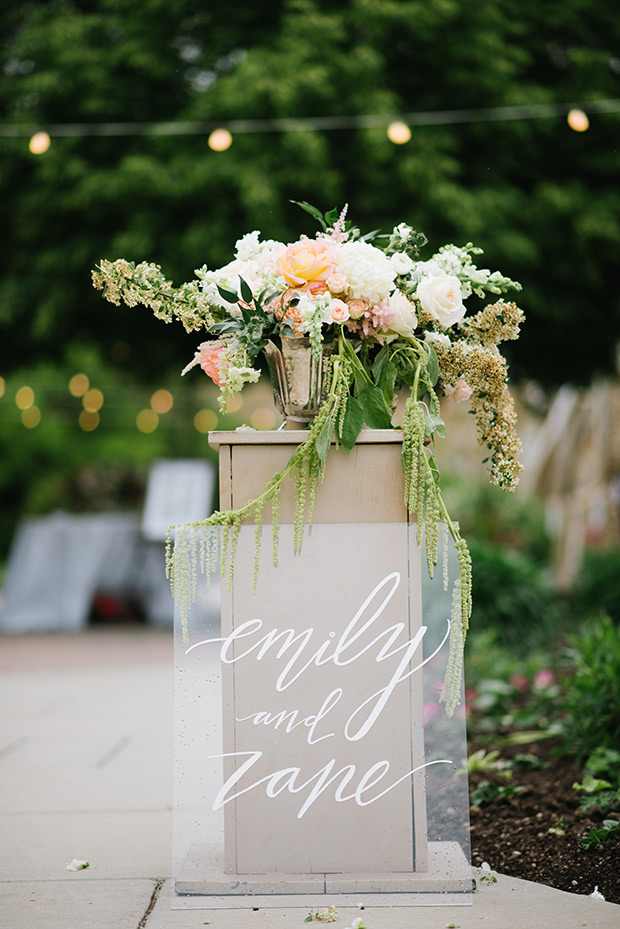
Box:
347;298;368;320
329;298;350;323
282;303;305;337
277;240;335;290
326;272;347;294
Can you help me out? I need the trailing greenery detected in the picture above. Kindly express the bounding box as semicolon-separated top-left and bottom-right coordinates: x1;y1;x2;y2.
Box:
168;324;473;714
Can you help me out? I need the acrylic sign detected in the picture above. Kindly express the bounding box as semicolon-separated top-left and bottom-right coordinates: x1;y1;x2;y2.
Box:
172;523;471;908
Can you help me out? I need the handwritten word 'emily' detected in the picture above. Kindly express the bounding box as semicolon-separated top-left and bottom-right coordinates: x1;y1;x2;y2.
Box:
210;750;452;819
188;573;449;741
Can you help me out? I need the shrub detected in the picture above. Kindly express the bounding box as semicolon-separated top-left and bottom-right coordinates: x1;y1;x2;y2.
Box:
469;539;563;650
561;615;620;761
573;547;620;624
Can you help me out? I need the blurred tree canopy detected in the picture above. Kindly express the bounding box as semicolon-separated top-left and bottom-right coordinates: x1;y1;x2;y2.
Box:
1;0;619;385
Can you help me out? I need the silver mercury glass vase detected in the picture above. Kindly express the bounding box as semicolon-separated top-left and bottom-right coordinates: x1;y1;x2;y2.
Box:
264;337;337;424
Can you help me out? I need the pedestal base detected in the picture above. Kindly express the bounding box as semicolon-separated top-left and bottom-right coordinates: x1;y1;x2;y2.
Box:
174;841;472;903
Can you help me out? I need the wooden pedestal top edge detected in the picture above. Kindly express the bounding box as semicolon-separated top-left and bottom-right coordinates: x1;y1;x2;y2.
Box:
208;428;404;450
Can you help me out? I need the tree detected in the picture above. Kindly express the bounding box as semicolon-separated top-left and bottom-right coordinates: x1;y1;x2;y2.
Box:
1;0;619;385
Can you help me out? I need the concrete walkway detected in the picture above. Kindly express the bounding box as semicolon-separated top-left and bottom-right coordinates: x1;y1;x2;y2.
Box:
1;628;618;929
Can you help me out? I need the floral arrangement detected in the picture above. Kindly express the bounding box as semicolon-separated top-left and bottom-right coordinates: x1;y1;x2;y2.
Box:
92;203;525;713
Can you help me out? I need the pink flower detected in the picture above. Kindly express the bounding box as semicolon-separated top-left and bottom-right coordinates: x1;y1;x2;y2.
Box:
510;674;529;692
533;669;555;689
444;378;473;403
182;341;226;386
329;299;350;323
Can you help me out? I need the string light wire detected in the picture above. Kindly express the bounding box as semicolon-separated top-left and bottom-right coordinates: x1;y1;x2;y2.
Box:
2;98;619;140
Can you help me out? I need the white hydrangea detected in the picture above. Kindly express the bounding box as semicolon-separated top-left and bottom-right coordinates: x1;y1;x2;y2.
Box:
334;240;396;304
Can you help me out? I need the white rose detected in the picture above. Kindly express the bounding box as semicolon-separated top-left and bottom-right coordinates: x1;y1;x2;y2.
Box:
390;252;414;276
424;331;451;349
387;290;417;338
417;275;465;327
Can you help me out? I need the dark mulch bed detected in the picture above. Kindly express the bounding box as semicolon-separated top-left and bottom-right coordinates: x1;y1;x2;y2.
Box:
469;740;620;904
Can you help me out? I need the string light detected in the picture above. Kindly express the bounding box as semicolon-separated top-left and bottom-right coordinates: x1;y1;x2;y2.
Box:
567;109;589;132
4;99;617;146
28;131;50;154
15;386;35;410
22;406;41;429
150;389;174;413
387;121;411;144
79;410;99;431
136;409;158;433
82;388;104;412
250;407;277;430
69;373;89;396
208;128;233;151
194;409;218;433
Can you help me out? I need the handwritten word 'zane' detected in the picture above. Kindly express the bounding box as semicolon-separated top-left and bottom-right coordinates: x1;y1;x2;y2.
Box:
211;750;452;819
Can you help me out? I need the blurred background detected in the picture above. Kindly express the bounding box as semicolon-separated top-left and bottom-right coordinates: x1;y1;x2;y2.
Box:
1;0;620;650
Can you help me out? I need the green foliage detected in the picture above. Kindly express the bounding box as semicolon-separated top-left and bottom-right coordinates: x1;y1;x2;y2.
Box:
470;780;523;807
465;628;565;741
468;539;562;649
572;748;620;814
581;820;620;851
561;615;620;761
441;478;552;563
1;1;620;384
572;547;620;624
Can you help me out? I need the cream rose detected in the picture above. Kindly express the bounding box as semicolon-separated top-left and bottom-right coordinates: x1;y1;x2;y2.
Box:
390;252;414;276
417;275;465;327
387;291;417;338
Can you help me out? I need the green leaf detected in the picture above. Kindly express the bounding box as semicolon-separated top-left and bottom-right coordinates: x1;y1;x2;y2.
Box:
358;383;393;429
339;396;365;452
315;415;334;468
239;276;253;305
428;454;440;486
379;359;397;399
290;200;326;230
324;207;340;225
216;284;239;304
371;344;389;381
304;917;314;923
425;410;447;438
427;346;440;386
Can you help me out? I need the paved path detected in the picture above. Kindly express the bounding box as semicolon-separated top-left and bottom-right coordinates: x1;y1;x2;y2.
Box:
1;628;618;928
